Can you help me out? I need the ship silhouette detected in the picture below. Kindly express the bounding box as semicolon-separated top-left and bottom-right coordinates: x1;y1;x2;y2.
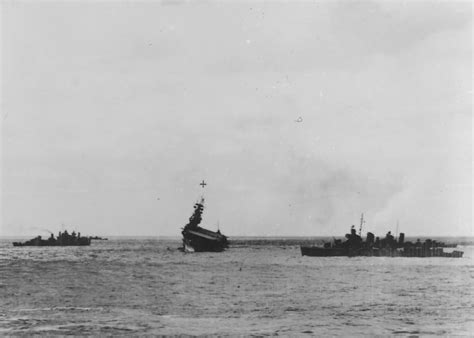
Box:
13;230;91;247
181;197;228;252
301;214;464;258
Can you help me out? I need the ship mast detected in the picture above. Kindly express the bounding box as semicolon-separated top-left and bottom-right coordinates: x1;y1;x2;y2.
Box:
396;219;399;240
359;213;365;237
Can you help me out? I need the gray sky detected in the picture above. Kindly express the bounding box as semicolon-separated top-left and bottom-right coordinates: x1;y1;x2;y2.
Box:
1;1;472;237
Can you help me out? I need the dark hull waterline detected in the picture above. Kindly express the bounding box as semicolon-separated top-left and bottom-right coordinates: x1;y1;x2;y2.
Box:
13;241;91;247
301;246;464;258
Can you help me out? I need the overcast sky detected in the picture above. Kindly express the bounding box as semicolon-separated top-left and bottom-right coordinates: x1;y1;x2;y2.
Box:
1;1;472;237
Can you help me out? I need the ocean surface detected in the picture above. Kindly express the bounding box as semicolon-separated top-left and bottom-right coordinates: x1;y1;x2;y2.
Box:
1;237;473;335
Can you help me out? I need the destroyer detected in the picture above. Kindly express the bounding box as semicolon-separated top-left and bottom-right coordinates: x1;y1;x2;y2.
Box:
301;215;463;258
181;197;228;252
13;230;91;247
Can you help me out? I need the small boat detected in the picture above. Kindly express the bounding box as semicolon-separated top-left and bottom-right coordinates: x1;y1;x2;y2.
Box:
89;236;108;240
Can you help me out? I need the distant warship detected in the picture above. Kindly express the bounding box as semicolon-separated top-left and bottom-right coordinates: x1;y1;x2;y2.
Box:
13;230;91;247
89;236;108;240
181;197;228;252
301;214;464;258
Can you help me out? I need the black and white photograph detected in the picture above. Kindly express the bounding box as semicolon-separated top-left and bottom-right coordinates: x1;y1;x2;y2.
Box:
1;0;472;335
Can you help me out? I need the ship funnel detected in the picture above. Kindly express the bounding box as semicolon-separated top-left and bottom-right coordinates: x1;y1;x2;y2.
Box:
366;232;375;245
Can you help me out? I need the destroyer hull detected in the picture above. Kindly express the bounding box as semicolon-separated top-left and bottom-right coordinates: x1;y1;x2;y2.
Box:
301;246;464;258
301;220;464;258
13;243;91;247
13;240;91;247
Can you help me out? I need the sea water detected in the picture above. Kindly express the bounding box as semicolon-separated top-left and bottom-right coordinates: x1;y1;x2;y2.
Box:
1;237;473;335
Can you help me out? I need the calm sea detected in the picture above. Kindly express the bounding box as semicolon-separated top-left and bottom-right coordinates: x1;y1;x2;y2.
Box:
1;237;473;335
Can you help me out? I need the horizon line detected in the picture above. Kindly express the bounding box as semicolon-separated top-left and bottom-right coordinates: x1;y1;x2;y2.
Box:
1;234;473;239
